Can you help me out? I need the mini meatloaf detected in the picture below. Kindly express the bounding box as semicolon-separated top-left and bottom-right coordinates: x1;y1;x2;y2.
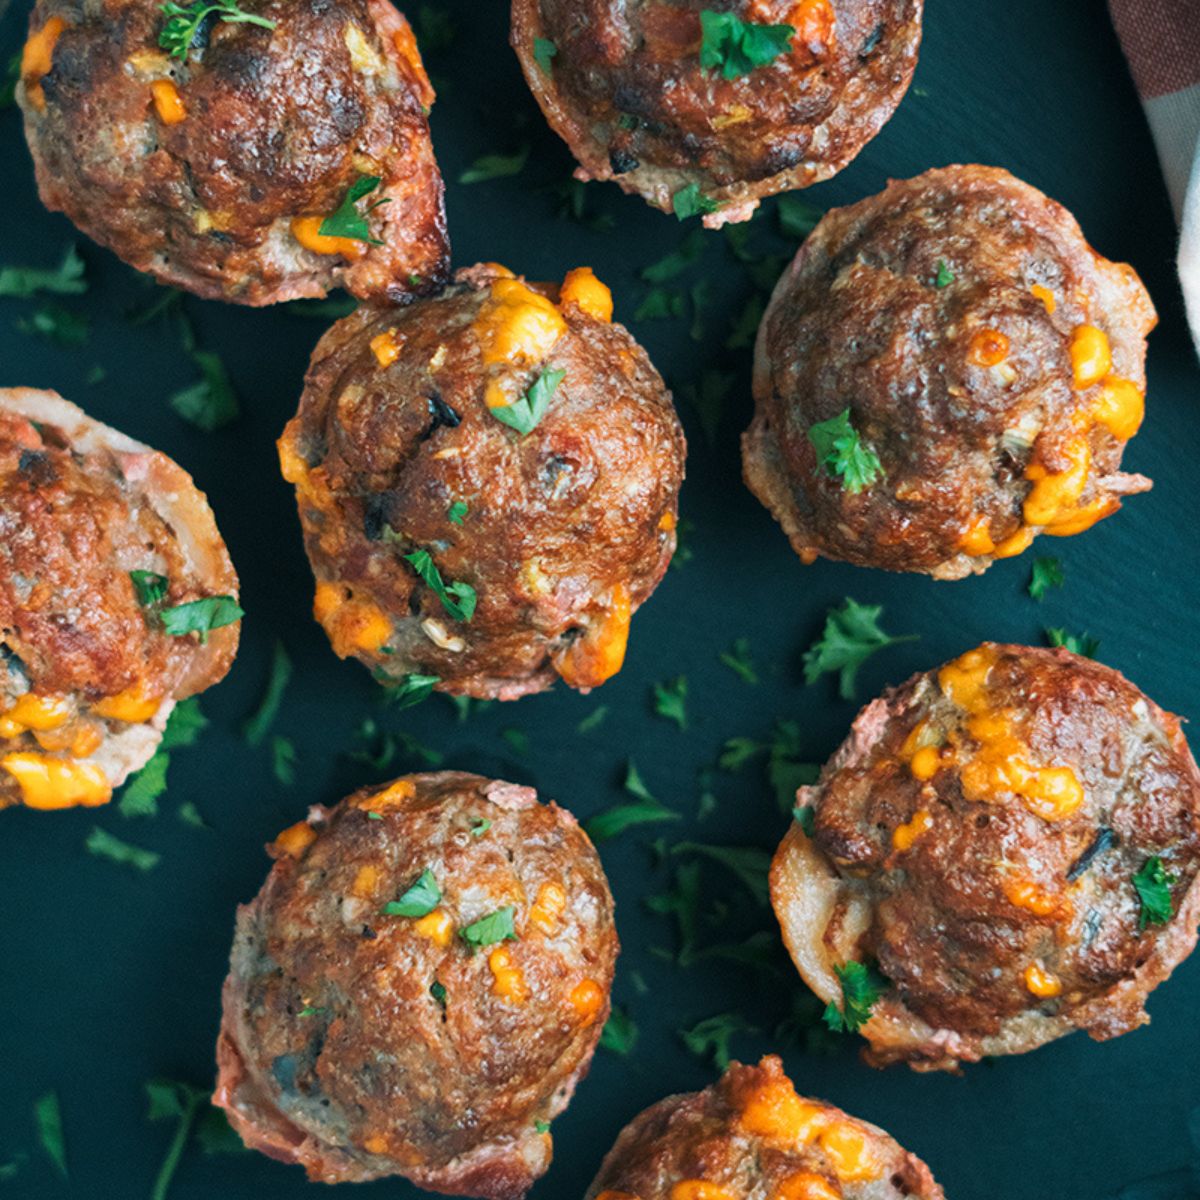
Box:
279;262;685;700
745;166;1157;577
17;0;447;305
0;388;239;811
771;643;1200;1072
216;771;618;1198
512;0;923;225
586;1055;943;1200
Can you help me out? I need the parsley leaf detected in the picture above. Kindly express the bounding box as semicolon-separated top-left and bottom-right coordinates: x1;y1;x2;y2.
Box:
577;705;609;733
119;752;170;819
807;408;883;493
672;842;771;905
430;979;448;1008
672;183;719;221
652;676;688;731
0;246;86;298
448;500;468;525
719;638;758;684
319;176;389;245
33;1091;67;1178
1045;627;1099;659
680;1011;758;1069
679;368;734;445
242;641;292;746
17;304;89;345
470;818;491;838
160;595;243;642
489;367;565;435
599;1004;638;1055
169;349;240;431
404;549;477;621
646;861;702;966
725;294;764;350
158;0;276;62
381;868;441;917
793;804;815;836
145;1079;208;1200
387;673;440;708
85;826;161;871
776;195;822;239
1134;856;1177;929
1028;556;1065;601
161;698;208;750
271;736;296;786
823;960;885;1034
130;570;170;608
934;259;955;288
585;761;680;842
459;906;517;948
803;599;917;700
699;10;793;79
459;146;529;184
533;36;557;74
634;287;686;321
641;228;706;283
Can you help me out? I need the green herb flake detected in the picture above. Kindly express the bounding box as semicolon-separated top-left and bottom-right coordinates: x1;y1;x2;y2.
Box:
533;1119;551;1134
243;640;291;746
634;287;687;321
698;9;793;79
934;259;955;288
367;811;383;820
271;736;297;787
297;1006;327;1018
85;826;161;871
679;368;734;446
679;1011;757;1069
388;673;440;709
17;304;89;346
1134;856;1177;929
160;595;243;642
448;500;469;525
793;804;815;836
641;228;706;283
169;349;240;431
599;1004;638;1056
381;867;442;918
719;638;758;684
161;698;208;750
1045;627;1100;659
469;818;492;838
319;175;389;245
118;752;170;819
404;549;477;622
430;979;448;1008
0;245;86;298
500;727;530;757
776;194;823;240
646;862;701;966
577;705;609;734
459;906;517;949
145;1078;208;1200
33;1091;67;1178
177;801;207;830
672;842;771;905
489;366;565;435
803;599;917;700
725;293;764;350
1028;556;1065;601
533;36;557;74
652;676;688;731
159;0;277;63
130;569;169;609
807;408;883;494
824;960;885;1034
459;146;530;185
672;183;719;221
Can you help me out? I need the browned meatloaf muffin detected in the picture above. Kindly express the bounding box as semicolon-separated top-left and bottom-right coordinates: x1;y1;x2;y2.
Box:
745;166;1156;577
0;388;239;811
512;0;923;225
16;0;447;305
278;262;685;700
215;771;618;1197
771;643;1200;1072
585;1055;943;1200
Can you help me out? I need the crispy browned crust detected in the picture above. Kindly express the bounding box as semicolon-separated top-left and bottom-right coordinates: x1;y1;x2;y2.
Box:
280;264;685;698
215;771;618;1196
770;644;1200;1072
745;165;1157;577
585;1056;944;1199
18;0;448;304
512;0;923;224
0;388;239;808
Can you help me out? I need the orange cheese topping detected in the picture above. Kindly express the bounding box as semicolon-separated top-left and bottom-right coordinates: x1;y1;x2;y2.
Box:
892;808;933;851
772;1172;840;1200
594;1193;640;1200
392;23;435;107
475;276;567;411
363;1133;390;1156
290;215;366;261
671;1183;738;1200
658;510;677;532
64;723;104;759
735;1074;828;1146
1024;962;1062;998
786;0;836;46
1004;877;1066;918
360;778;417;810
560;267;613;322
272;820;317;857
819;1120;879;1183
1023;436;1090;528
991;525;1036;559
1;753;110;810
488;945;529;1002
1092;376;1144;441
351;864;380;898
909;745;942;781
967;328;1010;368
568;977;604;1021
0;693;72;738
92;685;161;724
552;583;632;690
21;16;66;111
370;329;403;368
529;880;567;934
959;514;995;557
151;79;186;124
1069;325;1112;390
1031;284;1057;314
413;908;454;947
313;581;392;657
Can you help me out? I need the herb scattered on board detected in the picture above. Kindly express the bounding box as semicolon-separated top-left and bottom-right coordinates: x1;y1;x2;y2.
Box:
159;0;276;63
160;595;244;641
672;842;771;906
934;259;955;288
169;349;240;431
242;640;292;746
1134;857;1177;929
533;36;557;74
33;1091;67;1178
0;53;19;109
807;408;883;494
387;673;440;709
641;229;706;283
404;549;477;622
489;366;565;435
0;246;87;298
646;862;702;966
381;868;441;918
793;803;816;836
698;10;793;79
725;294;764;350
271;736;297;786
585;761;680;842
824;961;885;1034
719;638;758;684
803;599;917;700
500;727;530;757
146;1079;244;1200
448;500;468;525
459;146;530;185
721;720;820;811
1045;627;1099;659
459;906;518;948
577;705;609;734
1028;556;1065;601
17;304;89;346
320;176;389;246
679;369;734;445
118;753;170;820
599;1004;638;1056
635;287;686;321
86;826;161;871
776;195;823;239
679;1012;758;1069
652;676;688;731
672;183;719;221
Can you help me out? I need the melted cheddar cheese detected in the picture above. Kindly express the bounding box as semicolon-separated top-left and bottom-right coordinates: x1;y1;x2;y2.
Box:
290;215;366;260
474;277;567;411
1;753;110;810
568;978;604;1021
552;584;632;690
272;820;317;857
0;693;72;738
488;945;528;1002
313;581;392;657
529;881;567;934
21;16;66;111
414;909;454;947
559;268;613;322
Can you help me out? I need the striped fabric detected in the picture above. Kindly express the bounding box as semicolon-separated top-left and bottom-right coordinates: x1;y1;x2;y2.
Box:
1109;0;1200;353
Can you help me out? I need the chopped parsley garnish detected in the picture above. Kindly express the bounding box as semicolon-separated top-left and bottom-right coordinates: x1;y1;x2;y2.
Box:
793;804;815;836
162;697;208;750
17;304;89;346
719;720;819;810
652;676;688;731
85;826;161;871
119;752;170;819
459;146;530;184
534;1119;551;1134
641;228;705;282
585;761;680;842
680;368;734;445
1045;627;1100;659
160;595;244;642
388;673;440;708
1134;857;1177;929
807;408;883;493
0;245;86;298
533;36;557;74
672;842;771;906
646;862;701;966
297;1006;327;1018
934;259;955;288
404;549;477;622
698;10;793;79
430;979;448;1008
803;599;917;700
271;736;297;786
577;705;608;734
459;906;517;948
381;868;441;918
0;53;19;110
672;183;719;221
725;294;764;349
599;1004;638;1056
679;1011;758;1069
319;176;389;245
169;349;240;431
448;500;468;525
33;1091;67;1178
130;570;169;608
489;366;565;435
1028;556;1065;601
719;638;758;684
824;960;885;1034
178;801;207;829
159;0;276;62
145;1079;209;1199
242;640;291;747
469;818;492;838
634;287;686;321
776;195;822;239
500;727;530;757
